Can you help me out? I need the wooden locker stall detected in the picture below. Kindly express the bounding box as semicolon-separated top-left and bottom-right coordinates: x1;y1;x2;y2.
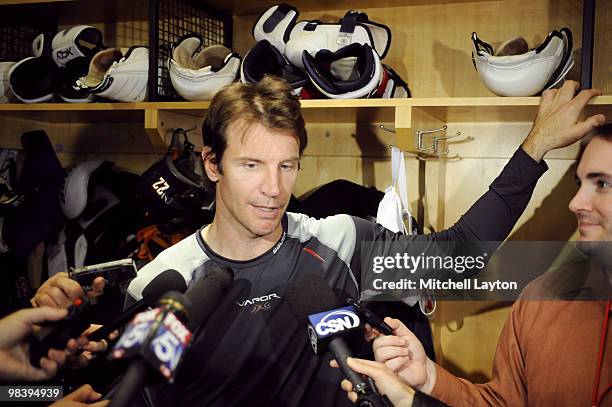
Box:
227;0;612;381
1;0;611;383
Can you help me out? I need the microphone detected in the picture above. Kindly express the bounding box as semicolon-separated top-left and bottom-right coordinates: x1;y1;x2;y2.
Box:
107;266;233;407
108;291;192;407
346;298;393;336
88;269;187;341
183;266;234;331
285;272;391;407
30;270;187;364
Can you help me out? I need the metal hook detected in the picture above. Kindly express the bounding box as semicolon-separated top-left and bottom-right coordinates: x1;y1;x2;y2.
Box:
433;131;462;155
415;125;448;152
379;124;396;134
384;124;465;157
379;126;399;151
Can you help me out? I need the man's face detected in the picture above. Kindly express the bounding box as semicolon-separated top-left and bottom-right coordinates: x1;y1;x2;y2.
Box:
205;120;300;239
569;136;612;242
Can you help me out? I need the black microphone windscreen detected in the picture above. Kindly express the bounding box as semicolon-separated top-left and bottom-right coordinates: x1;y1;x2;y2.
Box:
185;266;234;331
142;269;187;306
284;271;340;322
88;269;188;342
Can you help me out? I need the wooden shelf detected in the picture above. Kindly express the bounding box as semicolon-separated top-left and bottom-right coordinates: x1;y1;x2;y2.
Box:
1;96;611;149
2;95;610;120
0;103;147;123
412;96;612;122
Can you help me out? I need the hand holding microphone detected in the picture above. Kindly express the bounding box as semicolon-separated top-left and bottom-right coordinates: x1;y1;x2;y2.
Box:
29;260;139;368
50;269;189;369
372;317;436;395
331;357;415;407
285;272;391;407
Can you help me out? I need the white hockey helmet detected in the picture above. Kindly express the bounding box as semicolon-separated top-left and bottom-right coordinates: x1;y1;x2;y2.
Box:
252;3;299;54
60;159;106;220
169;34;240;101
76;46;149;102
472;27;574;96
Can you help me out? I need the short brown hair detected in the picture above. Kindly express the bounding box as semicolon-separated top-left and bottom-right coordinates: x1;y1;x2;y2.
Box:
579;122;612;157
585;122;612;142
202;75;307;173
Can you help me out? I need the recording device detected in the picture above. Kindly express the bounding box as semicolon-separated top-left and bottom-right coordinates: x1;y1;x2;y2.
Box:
285;272;391;407
29;297;93;367
346;298;393;336
69;258;137;290
107;266;234;407
88;269;187;342
29;269;184;367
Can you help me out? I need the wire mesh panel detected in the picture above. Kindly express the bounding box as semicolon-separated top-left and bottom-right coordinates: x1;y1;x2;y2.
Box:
0;5;58;62
0;24;38;62
149;0;232;101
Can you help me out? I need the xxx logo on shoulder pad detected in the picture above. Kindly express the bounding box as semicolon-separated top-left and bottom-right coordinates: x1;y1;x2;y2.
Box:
308;306;361;338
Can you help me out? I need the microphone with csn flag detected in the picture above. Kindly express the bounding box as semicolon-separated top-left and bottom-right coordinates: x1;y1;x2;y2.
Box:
107;266;234;407
285;272;392;407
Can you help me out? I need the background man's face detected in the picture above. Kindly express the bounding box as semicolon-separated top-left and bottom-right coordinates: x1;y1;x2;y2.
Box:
209;120;300;238
569;136;612;242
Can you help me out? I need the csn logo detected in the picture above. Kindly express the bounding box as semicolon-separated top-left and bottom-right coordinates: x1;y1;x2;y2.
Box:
310;307;360;337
